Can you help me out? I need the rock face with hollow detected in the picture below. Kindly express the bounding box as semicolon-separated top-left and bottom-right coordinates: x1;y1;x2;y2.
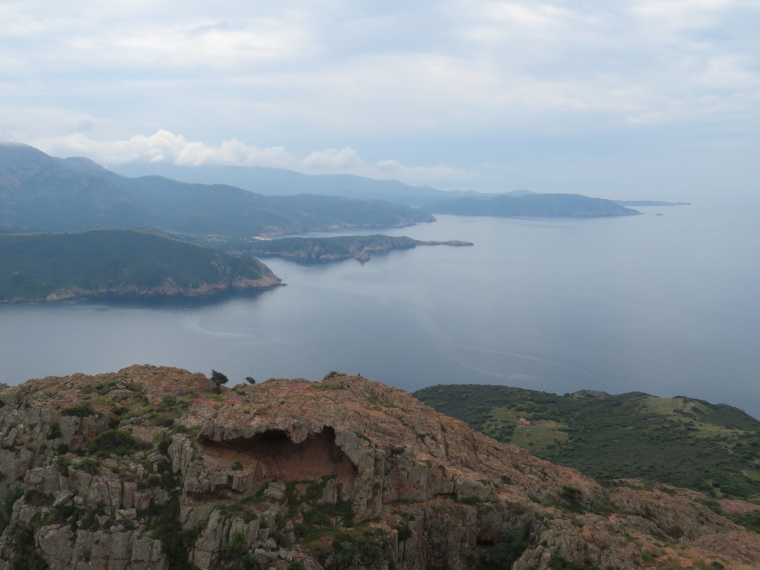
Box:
0;365;758;569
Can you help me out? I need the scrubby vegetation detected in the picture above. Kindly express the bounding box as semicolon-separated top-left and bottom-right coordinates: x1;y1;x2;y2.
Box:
86;429;148;457
415;385;760;498
475;527;531;569
0;229;271;301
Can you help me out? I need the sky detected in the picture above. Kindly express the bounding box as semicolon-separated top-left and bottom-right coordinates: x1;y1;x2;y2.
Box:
1;0;759;200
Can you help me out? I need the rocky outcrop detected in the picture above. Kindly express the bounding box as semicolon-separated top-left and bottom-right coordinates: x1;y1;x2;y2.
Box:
0;366;757;569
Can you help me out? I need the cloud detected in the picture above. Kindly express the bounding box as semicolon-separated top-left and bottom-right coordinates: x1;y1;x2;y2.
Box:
301;147;466;180
34;130;298;168
1;0;759;195
3;0;758;135
32;130;467;183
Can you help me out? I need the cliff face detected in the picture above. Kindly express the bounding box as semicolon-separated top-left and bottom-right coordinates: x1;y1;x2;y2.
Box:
0;366;757;570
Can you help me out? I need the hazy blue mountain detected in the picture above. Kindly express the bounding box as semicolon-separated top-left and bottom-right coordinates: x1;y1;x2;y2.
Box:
0;143;151;232
0;143;433;237
110;161;529;207
428;193;640;217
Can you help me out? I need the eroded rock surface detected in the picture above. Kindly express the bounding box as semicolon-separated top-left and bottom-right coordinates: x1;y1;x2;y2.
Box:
0;365;757;569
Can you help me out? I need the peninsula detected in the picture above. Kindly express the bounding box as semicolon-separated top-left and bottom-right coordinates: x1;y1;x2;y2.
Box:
239;234;473;262
429;193;640;217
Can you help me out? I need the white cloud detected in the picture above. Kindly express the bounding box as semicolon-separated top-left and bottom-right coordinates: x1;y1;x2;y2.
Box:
301;147;466;180
34;130;298;168
32;131;467;183
93;20;310;69
693;55;760;90
302;147;363;170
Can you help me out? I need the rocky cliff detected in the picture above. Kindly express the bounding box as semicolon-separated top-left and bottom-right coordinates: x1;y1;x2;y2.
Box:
0;366;757;569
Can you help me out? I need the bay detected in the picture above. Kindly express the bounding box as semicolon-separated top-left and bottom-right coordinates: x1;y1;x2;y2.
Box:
1;204;759;418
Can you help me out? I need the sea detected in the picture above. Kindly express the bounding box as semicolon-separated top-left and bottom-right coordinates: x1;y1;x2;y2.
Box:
2;203;759;419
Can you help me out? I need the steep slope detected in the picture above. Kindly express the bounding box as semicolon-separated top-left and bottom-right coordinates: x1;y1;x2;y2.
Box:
0;366;758;569
0;228;281;302
0;143;151;232
0;144;434;237
429;193;640;217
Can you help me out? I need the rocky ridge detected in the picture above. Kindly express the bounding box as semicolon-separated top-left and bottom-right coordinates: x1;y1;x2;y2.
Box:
0;366;757;569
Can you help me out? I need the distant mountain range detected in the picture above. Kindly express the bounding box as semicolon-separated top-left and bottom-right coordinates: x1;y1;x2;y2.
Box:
0;143;433;237
113;161;680;216
1;143;678;246
428;193;640;217
112;160;533;208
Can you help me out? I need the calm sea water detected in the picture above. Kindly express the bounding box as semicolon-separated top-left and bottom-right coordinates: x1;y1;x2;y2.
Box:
2;204;759;418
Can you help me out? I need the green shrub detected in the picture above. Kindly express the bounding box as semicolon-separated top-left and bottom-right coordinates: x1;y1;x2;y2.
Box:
61;405;95;418
75;458;100;475
217;531;260;569
331;532;384;570
81;382;116;396
87;429;146;457
476;527;531;570
396;524;412;542
547;554;600;569
0;486;24;532
211;370;229;394
46;422;62;440
6;523;50;570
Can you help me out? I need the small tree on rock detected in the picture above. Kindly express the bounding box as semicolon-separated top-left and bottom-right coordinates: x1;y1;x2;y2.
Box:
211;370;229;394
245;376;256;385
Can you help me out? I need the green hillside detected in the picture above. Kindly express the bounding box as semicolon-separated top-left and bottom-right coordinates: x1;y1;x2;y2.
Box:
414;384;760;499
0;228;279;301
